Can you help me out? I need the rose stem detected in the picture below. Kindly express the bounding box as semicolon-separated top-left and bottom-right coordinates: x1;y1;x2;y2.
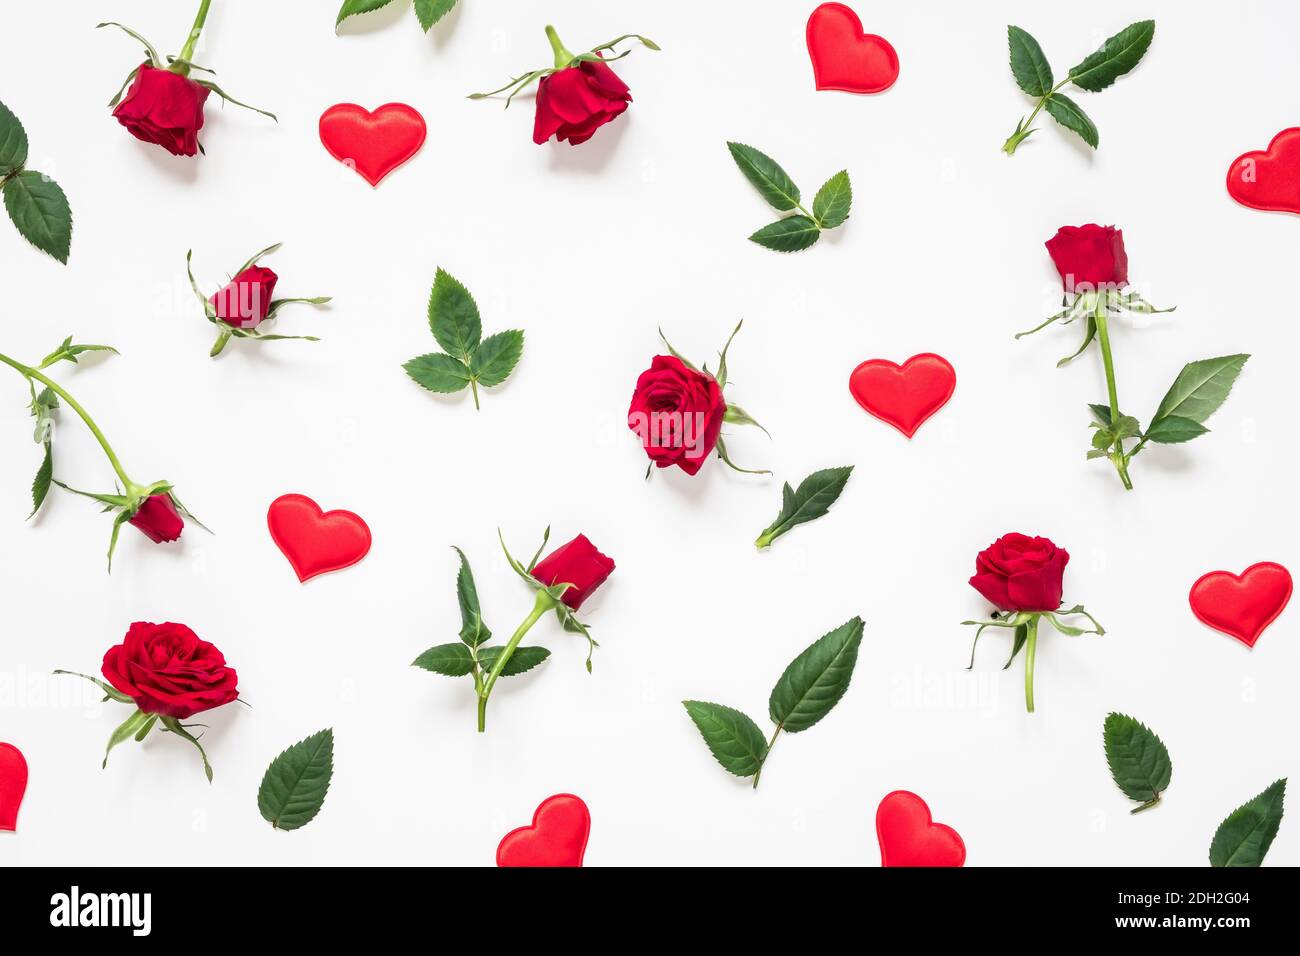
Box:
476;588;557;732
176;0;213;73
1023;615;1039;713
751;725;783;790
545;25;575;69
1092;295;1133;490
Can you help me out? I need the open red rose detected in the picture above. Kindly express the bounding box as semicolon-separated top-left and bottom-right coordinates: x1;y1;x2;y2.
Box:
112;63;210;157
128;494;184;544
211;266;278;329
102;621;238;719
969;533;1069;613
627;356;726;476
533;59;632;146
1044;224;1128;292
531;534;615;610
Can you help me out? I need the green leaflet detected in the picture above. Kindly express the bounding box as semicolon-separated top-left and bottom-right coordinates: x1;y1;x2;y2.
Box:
0;99;28;173
755;466;853;548
1209;779;1286;867
1103;713;1172;811
768;617;864;733
812;170;852;229
1150;354;1249;425
470;330;525;387
412;642;475;676
728;142;849;252
1007;26;1053;96
1069;20;1156;92
336;0;397;28
1044;93;1098;149
1143;415;1208;444
749;216;820;252
29;442;51;519
257;729;335;831
453;546;490;646
477;645;550;676
726;142;801;211
413;0;458;31
428;268;481;360
682;701;768;778
3;170;72;263
403;353;472;392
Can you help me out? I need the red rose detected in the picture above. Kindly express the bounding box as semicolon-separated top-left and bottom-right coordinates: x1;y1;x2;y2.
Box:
1044;224;1128;292
102;621;238;719
533;59;631;146
112;63;211;157
129;494;184;544
210;265;278;329
627;355;727;476
531;534;615;610
969;533;1069;613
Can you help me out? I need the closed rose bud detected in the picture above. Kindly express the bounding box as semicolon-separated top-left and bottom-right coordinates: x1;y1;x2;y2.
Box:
101;621;238;719
128;494;184;544
1044;224;1129;292
210;265;278;329
969;533;1069;613
112;63;211;157
533;58;632;145
531;534;615;610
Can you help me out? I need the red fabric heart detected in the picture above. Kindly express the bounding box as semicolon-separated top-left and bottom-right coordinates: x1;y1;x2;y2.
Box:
0;743;28;832
318;103;427;187
849;353;956;437
1227;128;1300;214
876;790;965;867
1189;562;1292;648
267;493;372;583
496;794;590;867
806;3;900;94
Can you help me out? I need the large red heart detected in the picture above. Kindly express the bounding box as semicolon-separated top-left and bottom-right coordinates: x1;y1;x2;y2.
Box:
319;103;427;187
497;794;590;867
1189;562;1292;648
1226;128;1300;214
0;742;28;832
267;493;372;583
849;353;956;438
876;790;965;867
806;3;900;94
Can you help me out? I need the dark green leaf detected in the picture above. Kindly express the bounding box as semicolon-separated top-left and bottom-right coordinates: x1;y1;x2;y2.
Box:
726;142;801;211
812;170;852;229
0;99;28;174
469;330;524;387
412;642;474;676
427;268;481;360
413;0;458;31
749;216;820;253
1143;415;1209;444
1103;713;1172;808
1210;779;1286;867
1007;26;1053;96
768;617;863;733
257;729;334;831
451;547;490;646
1069;20;1156;92
1088;403;1113;426
29;442;51;519
1044;93;1098;149
403;352;471;393
3;170;72;263
477;645;550;676
755;466;853;548
682;700;768;778
1151;354;1248;425
336;0;397;28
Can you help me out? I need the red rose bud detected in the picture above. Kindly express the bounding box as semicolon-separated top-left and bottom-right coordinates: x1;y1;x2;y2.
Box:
969;533;1068;613
210;265;278;329
531;534;615;610
627;355;727;476
1045;224;1128;293
112;63;211;157
128;494;185;544
101;621;238;719
534;59;632;146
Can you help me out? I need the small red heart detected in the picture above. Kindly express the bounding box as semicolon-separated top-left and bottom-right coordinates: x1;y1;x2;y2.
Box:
1227;128;1300;214
1189;562;1292;648
319;103;427;187
497;794;590;867
0;743;28;832
267;493;372;583
876;790;965;867
806;3;900;94
849;353;955;438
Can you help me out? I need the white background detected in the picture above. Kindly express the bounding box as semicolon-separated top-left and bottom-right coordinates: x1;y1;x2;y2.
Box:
0;0;1296;867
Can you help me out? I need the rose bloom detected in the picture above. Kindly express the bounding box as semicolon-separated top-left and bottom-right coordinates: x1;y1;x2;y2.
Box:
969;533;1069;613
1045;224;1128;292
128;494;184;544
112;63;210;157
531;534;615;610
102;621;238;719
627;355;727;476
211;265;278;329
534;59;632;145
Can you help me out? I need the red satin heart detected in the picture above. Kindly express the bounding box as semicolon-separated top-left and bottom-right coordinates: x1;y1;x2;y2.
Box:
497;794;590;867
267;493;372;583
876;790;965;867
806;3;900;94
0;743;28;832
1227;128;1300;214
319;103;427;186
849;353;955;438
1189;562;1292;648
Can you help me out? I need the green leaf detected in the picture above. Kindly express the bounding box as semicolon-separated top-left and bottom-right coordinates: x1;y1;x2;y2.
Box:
1007;26;1054;96
29;442;51;519
102;709;150;769
412;642;474;676
1044;93;1098;149
428;268;481;360
3;170;71;263
336;0;397;28
749;216;821;253
451;547;490;647
52;668;135;704
1143;415;1209;444
1103;713;1172;810
469;330;524;387
258;729;334;831
413;0;458;31
1003;623;1029;668
768;617;863;733
0;99;28;174
1210;779;1286;867
755;466;853;548
1057;315;1096;367
726;142;801;211
1088;403;1114;426
682;700;768;778
403;352;471;393
1150;354;1249;425
1069;20;1156;92
812;170;852;229
477;645;551;676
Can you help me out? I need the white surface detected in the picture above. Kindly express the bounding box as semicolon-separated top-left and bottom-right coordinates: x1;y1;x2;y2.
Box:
0;0;1296;867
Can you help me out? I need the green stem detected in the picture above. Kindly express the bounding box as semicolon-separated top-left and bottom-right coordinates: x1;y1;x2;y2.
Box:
545;24;575;69
751;724;782;789
1023;615;1039;713
1003;77;1072;154
1093;298;1134;490
476;588;557;732
175;0;212;72
470;378;480;411
1130;795;1161;814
